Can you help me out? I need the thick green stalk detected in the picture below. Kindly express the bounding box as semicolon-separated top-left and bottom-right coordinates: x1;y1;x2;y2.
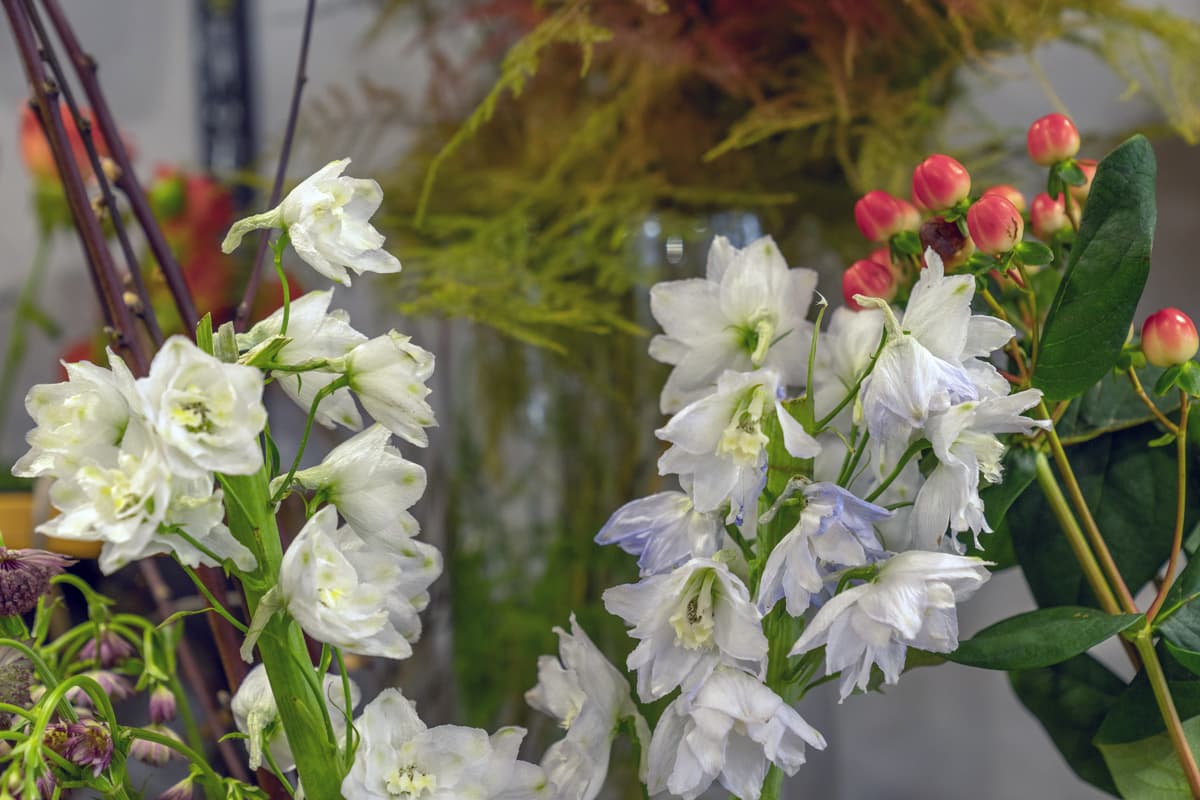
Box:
1131;629;1200;797
1148;391;1189;622
221;468;345;800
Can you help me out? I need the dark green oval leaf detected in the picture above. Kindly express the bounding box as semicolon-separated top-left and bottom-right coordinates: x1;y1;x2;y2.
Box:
1034;135;1156;401
1096;673;1200;799
1010;653;1124;795
946;606;1141;670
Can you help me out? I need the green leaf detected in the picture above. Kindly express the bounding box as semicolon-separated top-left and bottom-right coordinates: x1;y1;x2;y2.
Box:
1034;136;1156;401
1157;365;1183;396
1179;362;1200;397
1010;653;1124;795
195;312;214;355
946;606;1141;670
1156;553;1200;645
1096;675;1200;799
1165;641;1200;680
1015;240;1054;267
1009;422;1198;609
1054;365;1176;445
1059;160;1089;187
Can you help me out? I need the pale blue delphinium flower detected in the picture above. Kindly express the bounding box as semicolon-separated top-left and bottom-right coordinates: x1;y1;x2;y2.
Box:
757;482;891;617
594;479;723;576
789;550;990;701
646;666;826;800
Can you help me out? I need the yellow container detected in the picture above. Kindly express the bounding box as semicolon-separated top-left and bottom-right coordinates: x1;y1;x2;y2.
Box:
0;490;101;559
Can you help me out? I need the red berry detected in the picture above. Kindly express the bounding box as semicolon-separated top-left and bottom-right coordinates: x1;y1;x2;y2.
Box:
1142;308;1199;367
966;195;1024;255
842;258;897;310
919;217;975;271
982;184;1027;214
1027;113;1080;166
854;190;919;242
1069;159;1097;204
911;154;971;211
1030;193;1069;241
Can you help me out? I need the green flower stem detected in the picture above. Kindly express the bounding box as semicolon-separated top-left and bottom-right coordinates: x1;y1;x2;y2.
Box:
1032;452;1122;616
1131;628;1200;798
175;561;250;633
1037;400;1139;614
271;376;349;504
1126;367;1180;436
126;726;225;790
864;438;929;503
273;232;292;337
1149;391;1190;622
814;332;886;432
221;465;346;799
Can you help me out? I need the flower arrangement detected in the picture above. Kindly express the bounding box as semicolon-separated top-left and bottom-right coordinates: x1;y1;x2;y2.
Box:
4;3;1200;799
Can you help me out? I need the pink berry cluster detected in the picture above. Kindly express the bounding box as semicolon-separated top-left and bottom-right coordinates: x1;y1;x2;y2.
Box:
841;113;1098;310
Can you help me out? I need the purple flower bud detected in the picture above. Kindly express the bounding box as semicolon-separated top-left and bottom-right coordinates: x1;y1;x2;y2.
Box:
130;725;181;767
149;685;178;724
65;671;133;709
157;777;195;800
0;647;33;724
79;629;135;668
61;720;114;777
0;547;75;616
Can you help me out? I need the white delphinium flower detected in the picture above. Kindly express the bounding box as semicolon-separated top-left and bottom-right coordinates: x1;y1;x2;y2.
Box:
809;306;884;430
649;235;818;413
603;557;767;702
911;389;1049;552
757;482;891;616
275;424;427;544
647;666;826;800
232;664;361;772
237;289;365;430
526;614;650;800
657;369;819;522
789;550;991;700
855;249;1013;461
12;351;138;478
221;158;400;286
244;506;441;661
37;421;255;574
342;688;550;800
334;332;436;447
593;481;723;576
137;336;267;477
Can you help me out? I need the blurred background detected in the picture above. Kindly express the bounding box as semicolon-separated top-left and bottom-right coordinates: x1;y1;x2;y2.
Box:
3;1;1200;797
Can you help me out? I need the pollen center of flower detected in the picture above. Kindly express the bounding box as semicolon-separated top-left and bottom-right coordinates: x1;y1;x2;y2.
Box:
385;766;437;798
172;398;216;435
669;570;718;649
717;386;769;465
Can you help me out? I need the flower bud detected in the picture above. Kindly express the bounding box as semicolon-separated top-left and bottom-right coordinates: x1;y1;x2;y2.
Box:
868;246;900;278
149;685;178;724
79;629;135;668
1142;308;1199;367
1027;113;1081;165
1030;193;1069;241
130;724;181;766
853;190;919;242
982;184;1027;214
1069;159;1097;204
158;777;195;800
919;216;975;270
966;194;1024;255
911;154;970;211
842;258;896;311
65;670;133;709
0;547;75;616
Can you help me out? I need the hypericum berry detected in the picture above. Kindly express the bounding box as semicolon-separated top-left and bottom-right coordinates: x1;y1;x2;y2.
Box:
1142;308;1199;367
1030;193;1069;241
868;246;901;278
842;258;897;310
911;154;971;211
982;184;1027;214
1027;113;1081;165
919;216;975;270
967;194;1025;255
1070;159;1097;204
854;190;920;242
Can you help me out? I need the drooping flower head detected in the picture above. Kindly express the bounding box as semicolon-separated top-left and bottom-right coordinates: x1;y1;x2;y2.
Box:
647;666;826;800
594;486;723;576
0;547;75;616
789;550;991;700
222;158;401;286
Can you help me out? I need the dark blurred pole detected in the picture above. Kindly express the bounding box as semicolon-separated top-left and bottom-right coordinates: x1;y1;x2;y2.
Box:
193;0;257;211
